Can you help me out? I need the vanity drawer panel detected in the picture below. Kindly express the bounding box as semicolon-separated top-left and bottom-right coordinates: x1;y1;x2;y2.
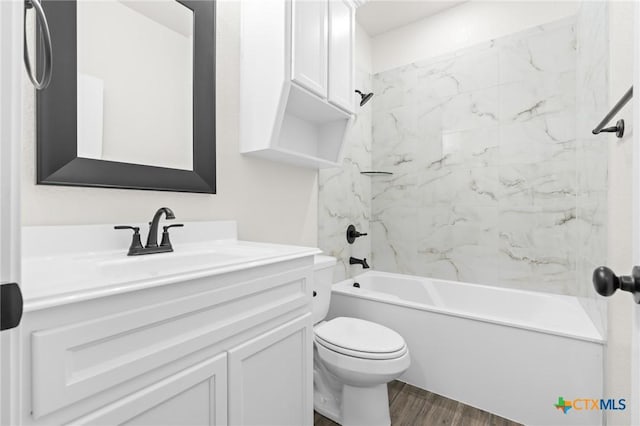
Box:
31;268;310;418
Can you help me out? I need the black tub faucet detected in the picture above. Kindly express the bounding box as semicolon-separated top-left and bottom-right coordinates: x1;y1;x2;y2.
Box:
349;257;370;269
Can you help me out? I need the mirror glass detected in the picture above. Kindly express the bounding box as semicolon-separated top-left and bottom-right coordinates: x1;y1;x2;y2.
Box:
76;0;194;170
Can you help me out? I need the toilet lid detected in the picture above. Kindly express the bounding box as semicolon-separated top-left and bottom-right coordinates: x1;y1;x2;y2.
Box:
315;335;408;360
314;317;406;355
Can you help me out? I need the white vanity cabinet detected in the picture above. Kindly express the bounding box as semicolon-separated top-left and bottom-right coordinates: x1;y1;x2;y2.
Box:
240;0;356;169
68;353;229;426
20;257;315;426
228;315;312;425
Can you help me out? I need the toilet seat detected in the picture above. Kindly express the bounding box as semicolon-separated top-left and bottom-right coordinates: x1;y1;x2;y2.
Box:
314;317;407;360
315;335;408;360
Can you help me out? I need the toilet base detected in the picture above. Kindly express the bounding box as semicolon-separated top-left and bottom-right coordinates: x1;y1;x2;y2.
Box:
314;401;341;425
313;372;341;424
342;384;390;426
314;348;342;424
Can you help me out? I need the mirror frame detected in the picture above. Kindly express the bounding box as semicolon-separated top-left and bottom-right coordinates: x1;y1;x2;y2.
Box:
36;0;216;193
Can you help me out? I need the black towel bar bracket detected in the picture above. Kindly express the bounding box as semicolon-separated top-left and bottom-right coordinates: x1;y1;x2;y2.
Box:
594;119;625;138
592;86;632;139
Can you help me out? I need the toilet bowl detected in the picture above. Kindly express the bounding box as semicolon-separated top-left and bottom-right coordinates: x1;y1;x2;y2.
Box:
312;256;410;426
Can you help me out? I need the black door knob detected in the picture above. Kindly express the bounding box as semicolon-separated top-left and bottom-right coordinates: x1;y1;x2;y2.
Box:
593;266;640;303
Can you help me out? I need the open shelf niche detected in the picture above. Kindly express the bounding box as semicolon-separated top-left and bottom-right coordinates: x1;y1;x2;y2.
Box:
239;0;355;169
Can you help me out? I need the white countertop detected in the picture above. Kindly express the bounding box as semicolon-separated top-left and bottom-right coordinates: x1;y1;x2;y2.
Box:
22;221;319;312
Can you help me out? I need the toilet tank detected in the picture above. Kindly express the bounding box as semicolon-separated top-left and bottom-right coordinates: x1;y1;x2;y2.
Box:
312;255;337;324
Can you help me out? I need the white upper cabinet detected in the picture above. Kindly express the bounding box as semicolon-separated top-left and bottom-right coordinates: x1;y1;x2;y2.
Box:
328;0;355;113
240;0;356;169
292;0;328;98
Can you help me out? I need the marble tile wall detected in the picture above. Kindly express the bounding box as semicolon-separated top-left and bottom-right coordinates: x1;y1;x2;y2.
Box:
369;15;607;298
318;9;608;313
318;70;373;282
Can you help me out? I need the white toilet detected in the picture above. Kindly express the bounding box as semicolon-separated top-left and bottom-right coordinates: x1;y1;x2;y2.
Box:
312;255;410;426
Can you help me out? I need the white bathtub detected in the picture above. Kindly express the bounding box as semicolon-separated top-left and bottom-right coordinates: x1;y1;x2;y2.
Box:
328;271;605;426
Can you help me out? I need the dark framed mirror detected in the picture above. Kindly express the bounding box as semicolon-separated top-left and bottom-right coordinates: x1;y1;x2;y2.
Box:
36;0;216;193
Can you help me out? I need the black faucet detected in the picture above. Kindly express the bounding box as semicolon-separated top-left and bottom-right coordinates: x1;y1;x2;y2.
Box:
349;257;369;269
147;207;175;248
115;207;183;256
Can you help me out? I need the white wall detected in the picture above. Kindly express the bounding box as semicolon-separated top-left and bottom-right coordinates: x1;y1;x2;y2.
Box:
355;22;372;74
371;0;580;73
21;0;318;247
605;1;634;424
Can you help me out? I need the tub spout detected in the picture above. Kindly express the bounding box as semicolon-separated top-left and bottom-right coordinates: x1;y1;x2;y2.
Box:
349;257;369;269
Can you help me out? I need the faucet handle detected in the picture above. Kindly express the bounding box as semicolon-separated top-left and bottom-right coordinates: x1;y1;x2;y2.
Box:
114;225;139;232
160;224;184;248
346;224;368;244
163;224;184;231
114;226;144;254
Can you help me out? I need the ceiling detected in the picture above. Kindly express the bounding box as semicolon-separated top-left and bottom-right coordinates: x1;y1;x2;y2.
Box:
356;1;467;37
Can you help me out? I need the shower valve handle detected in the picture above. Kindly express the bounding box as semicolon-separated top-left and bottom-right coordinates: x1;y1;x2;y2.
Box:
592;266;640;304
346;224;368;244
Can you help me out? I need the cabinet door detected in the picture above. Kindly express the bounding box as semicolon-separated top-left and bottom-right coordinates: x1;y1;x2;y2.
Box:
68;353;228;426
228;315;313;426
328;0;355;113
291;0;328;97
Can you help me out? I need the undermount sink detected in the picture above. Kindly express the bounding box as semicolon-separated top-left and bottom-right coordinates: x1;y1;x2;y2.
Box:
98;249;246;279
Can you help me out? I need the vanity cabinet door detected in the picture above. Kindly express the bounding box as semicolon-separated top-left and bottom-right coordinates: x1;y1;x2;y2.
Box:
328;0;355;113
228;314;313;426
291;0;328;97
68;353;228;426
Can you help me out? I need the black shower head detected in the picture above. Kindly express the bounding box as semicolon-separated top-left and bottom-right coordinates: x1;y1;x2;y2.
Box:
355;90;374;107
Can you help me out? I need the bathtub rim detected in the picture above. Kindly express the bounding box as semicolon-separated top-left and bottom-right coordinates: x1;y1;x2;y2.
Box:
332;270;605;345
